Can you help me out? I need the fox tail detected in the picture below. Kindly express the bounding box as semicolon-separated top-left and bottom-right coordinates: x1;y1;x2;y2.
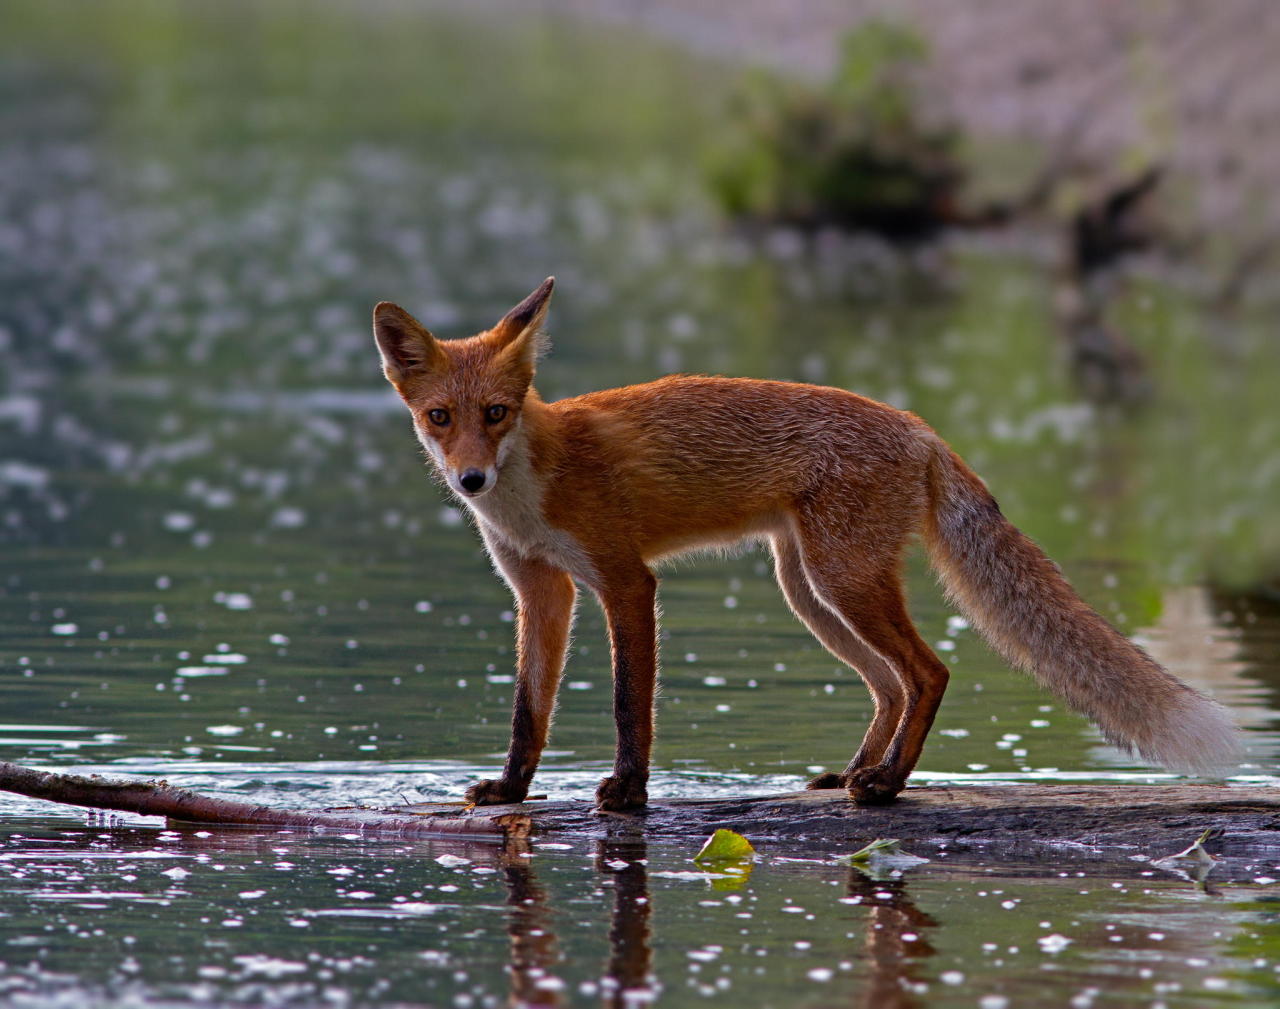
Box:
920;436;1239;773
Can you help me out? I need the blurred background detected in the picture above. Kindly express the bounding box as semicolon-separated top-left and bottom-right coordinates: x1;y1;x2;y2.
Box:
2;0;1279;799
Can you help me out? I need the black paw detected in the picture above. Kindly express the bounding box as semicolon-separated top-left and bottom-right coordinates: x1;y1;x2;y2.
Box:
464;778;528;806
595;773;648;811
845;766;906;806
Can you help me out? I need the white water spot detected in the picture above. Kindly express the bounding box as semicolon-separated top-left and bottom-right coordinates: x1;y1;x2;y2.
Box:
702;676;726;687
214;592;253;610
270;507;307;528
175;667;228;678
163;511;195;531
202;653;248;664
0;395;41;433
233;955;307;978
161;866;191;880
0;460;49;490
205;724;244;736
434;854;470;868
51;623;78;636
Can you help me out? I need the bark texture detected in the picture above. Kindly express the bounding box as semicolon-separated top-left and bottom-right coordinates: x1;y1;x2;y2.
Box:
5;761;1277;868
0;761;529;839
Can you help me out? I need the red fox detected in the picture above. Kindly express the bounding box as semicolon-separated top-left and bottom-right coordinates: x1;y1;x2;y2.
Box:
373;277;1239;811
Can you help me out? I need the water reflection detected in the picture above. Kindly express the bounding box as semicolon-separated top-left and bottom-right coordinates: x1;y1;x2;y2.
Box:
501;840;564;1007
844;869;938;1009
497;837;657;1008
595;841;655;1007
2;816;1277;1005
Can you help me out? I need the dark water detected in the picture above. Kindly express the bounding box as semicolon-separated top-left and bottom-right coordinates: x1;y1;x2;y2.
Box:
2;1;1280;1004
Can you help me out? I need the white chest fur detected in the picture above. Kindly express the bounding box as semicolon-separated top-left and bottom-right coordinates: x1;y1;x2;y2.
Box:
461;433;594;581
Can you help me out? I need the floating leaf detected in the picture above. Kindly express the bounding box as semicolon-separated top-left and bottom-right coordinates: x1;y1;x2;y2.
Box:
694;828;756;864
1153;828;1221;875
835;838;930;869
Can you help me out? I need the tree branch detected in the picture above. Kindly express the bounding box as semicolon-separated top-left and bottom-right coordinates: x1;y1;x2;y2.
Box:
0;761;530;839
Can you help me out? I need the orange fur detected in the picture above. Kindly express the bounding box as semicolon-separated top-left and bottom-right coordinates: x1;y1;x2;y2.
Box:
373;278;1239;810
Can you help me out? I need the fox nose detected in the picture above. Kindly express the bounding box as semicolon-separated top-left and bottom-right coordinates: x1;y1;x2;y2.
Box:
459;468;487;494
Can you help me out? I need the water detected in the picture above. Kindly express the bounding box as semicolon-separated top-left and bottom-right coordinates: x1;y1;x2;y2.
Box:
2;821;1280;1007
2;0;1280;1004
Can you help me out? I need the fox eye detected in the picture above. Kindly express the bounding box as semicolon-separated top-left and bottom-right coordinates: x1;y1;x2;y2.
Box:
427;408;450;426
485;404;508;424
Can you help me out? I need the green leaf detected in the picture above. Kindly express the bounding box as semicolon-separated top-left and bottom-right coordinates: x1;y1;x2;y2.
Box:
1154;827;1221;868
694;828;756;863
835;838;930;868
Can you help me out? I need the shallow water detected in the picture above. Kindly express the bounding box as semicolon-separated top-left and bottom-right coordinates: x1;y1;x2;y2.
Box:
2;818;1280;1008
2;0;1280;1004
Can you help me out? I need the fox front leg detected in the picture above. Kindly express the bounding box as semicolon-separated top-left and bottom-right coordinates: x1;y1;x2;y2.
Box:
466;544;577;807
594;568;659;812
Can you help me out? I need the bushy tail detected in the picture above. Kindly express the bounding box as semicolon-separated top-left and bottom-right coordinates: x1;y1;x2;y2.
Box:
920;438;1239;773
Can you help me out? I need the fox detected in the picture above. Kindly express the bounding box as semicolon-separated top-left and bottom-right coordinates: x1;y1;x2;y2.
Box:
372;277;1239;811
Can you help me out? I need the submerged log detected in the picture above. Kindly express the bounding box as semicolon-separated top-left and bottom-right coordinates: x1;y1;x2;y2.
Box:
417;783;1280;858
0;761;528;840
3;761;1277;861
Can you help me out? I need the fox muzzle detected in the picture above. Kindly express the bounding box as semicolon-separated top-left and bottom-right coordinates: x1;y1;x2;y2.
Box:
459;468;488;495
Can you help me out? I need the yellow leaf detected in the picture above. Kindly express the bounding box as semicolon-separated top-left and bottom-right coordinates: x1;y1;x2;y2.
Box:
694;828;756;863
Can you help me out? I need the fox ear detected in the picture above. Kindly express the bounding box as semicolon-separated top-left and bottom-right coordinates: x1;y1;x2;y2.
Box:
373;302;447;388
489;277;554;369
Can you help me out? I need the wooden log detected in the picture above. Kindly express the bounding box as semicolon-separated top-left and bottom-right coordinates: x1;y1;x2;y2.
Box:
0;761;529;840
404;782;1280;860
4;760;1277;863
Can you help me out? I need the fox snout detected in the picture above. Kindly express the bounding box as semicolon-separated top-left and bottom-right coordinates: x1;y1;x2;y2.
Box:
459;468;488;494
446;462;498;499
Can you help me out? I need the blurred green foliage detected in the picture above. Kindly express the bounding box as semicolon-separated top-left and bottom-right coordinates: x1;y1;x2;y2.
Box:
706;21;963;237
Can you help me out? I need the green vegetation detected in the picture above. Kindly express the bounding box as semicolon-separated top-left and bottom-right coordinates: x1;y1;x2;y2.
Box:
706;21;963;237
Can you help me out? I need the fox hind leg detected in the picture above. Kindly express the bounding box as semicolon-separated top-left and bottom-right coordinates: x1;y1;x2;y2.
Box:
594;566;659;812
795;527;950;804
770;533;906;789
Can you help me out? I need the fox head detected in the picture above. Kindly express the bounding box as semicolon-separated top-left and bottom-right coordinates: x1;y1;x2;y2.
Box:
373;277;554;499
